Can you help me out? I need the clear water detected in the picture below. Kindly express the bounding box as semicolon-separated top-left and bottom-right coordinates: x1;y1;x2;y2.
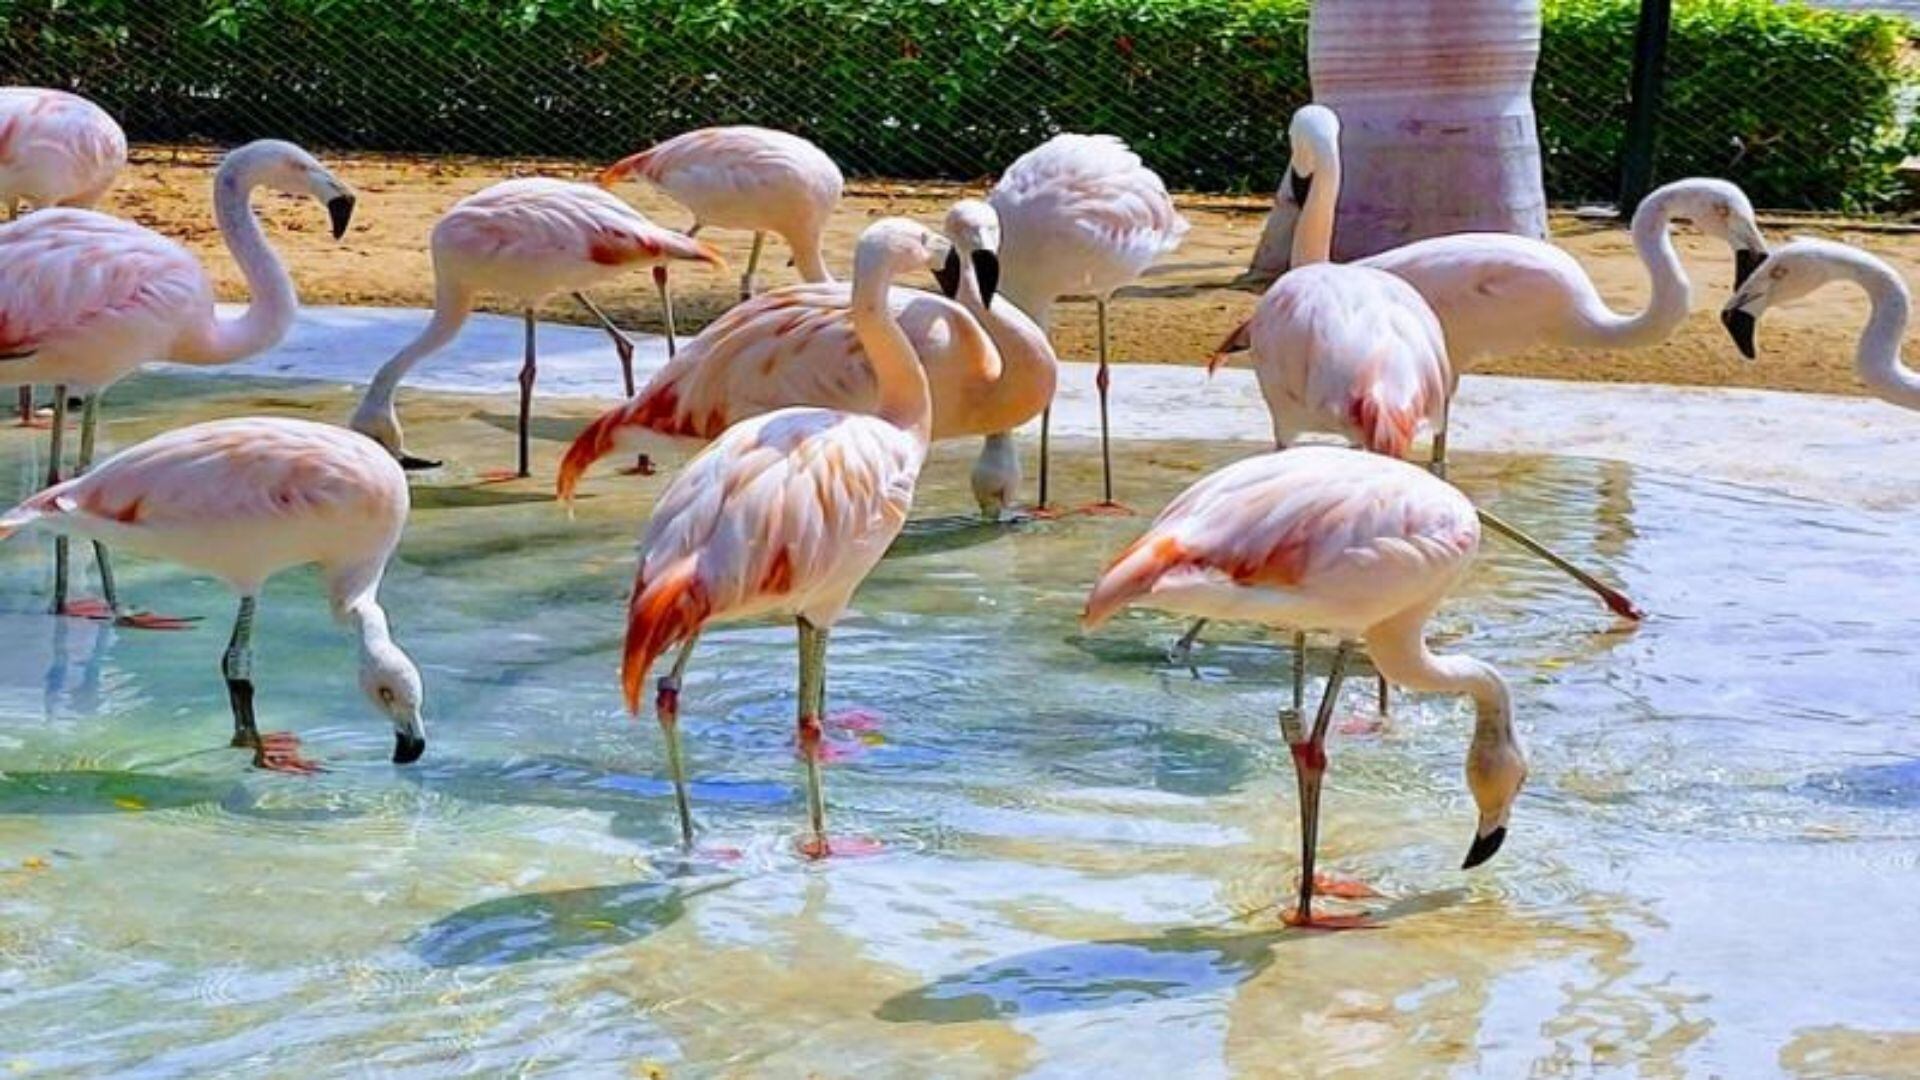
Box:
0;377;1916;1077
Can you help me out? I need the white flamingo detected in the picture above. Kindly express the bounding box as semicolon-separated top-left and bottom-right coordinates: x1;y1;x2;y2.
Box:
990;134;1189;511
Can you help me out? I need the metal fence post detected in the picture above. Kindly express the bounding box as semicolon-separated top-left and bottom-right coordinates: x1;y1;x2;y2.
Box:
1618;0;1672;210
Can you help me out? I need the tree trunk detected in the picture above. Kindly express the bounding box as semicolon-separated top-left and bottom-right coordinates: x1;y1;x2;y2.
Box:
1250;0;1548;276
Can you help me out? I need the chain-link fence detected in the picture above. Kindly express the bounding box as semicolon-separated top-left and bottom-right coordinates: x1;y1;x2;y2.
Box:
2;0;1916;213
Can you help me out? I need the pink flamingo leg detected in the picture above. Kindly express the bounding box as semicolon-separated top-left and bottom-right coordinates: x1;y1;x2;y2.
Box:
1279;641;1374;930
655;634;700;849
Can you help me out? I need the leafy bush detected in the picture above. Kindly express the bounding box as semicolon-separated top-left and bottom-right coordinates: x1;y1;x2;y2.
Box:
0;0;1911;208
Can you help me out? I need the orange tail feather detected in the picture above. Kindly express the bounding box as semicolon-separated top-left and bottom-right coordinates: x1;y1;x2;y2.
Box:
1350;388;1420;460
1083;535;1186;630
597;148;655;189
557;402;641;503
623;557;711;714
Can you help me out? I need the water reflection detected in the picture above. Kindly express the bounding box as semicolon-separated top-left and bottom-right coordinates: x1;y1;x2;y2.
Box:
414;878;730;967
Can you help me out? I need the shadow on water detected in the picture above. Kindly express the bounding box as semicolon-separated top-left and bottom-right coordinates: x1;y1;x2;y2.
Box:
875;891;1464;1023
411;756;791;841
407;485;558;511
1797;758;1920;809
412;877;732;968
0;770;235;815
884;514;1016;561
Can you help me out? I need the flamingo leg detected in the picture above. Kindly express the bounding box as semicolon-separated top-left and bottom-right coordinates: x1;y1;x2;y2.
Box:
653;265;678;359
15;386;32;426
654;633;701;850
75;394;119;617
741;231;765;300
1292;631;1307;715
220;595;317;775
46;387;70;615
1170;618;1208;665
1095;298;1116;506
573;292;636;397
1037;406;1053;509
515;309;537;479
1282;639;1350;927
1476;508;1643;620
796;617;831;858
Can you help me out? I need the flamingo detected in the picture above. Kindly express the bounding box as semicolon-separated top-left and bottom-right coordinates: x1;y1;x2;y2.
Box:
0;87;127;426
1721;238;1920;412
1212;106;1640;629
617;218;947;857
989;134;1189;512
556;200;1054;520
347;178;723;479
0;139;355;626
599;126;843;353
0;417;427;774
1083;446;1525;928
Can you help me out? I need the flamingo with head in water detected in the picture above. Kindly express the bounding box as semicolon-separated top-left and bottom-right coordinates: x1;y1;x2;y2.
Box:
1085;445;1526;928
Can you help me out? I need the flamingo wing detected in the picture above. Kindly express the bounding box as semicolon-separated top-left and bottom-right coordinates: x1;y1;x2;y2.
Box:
991;134;1189;299
621;407;921;708
0;209;204;357
1361;234;1586;363
1083;447;1478;631
604;126;844;223
436;179;721;271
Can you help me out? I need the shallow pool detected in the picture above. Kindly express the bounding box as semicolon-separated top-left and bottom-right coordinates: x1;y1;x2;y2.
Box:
0;376;1916;1077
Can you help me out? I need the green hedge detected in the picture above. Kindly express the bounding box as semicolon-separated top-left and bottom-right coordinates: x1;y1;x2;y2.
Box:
0;0;1912;209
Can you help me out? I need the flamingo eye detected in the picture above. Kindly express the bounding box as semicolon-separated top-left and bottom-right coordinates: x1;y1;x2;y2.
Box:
1770;265;1788;281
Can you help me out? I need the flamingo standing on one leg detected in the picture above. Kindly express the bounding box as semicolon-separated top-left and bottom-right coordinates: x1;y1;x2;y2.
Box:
0;88;128;426
617;218;947;857
1721;238;1920;412
599;126;843;353
0;417;428;774
556;200;1055;520
1084;446;1527;928
347;178;723;479
989;134;1188;512
0;139;355;626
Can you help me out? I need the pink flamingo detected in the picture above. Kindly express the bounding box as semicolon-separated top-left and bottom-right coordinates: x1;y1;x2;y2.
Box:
347;178;723;479
0;417;426;774
556;200;1054;519
0;139;355;626
1213;107;1640;627
1721;238;1920;411
0;87;127;426
989;133;1189;511
1084;446;1526;928
617;218;947;857
599;126;843;352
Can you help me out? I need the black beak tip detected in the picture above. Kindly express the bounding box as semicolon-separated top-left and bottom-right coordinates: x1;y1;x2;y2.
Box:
1734;248;1765;289
1462;826;1507;870
393;732;426;765
932;247;962;300
1721;308;1758;360
397;453;443;472
1288;168;1312;207
327;194;356;241
972;249;1001;309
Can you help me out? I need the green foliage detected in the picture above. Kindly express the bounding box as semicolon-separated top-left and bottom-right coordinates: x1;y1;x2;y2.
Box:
0;0;1911;208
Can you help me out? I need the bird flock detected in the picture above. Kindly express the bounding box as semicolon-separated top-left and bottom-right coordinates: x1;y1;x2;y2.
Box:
2;87;1914;928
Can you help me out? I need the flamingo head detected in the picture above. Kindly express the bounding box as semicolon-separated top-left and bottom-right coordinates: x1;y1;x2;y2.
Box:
856;217;954;284
1285;104;1341;208
361;639;427;765
222;139;358;239
935;199;1002;307
1720;237;1859;361
1657;178;1768;288
1463;710;1527;870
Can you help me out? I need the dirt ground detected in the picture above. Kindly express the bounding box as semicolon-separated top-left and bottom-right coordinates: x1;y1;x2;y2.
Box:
107;145;1920;398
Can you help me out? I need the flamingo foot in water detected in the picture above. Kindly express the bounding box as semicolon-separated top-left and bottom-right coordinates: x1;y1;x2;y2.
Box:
1071;501;1136;518
249;732;324;775
1281;908;1378;931
796;834;887;860
1312;872;1382;900
1335;713;1387;737
61;598;200;630
827;708;887;734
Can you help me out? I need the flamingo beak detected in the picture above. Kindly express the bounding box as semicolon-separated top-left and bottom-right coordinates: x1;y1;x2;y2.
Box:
932;248;962;299
1734;247;1765;289
1289;168;1312;207
393;730;426;765
1461;826;1507;869
327;194;356;240
973;250;1001;308
1721;306;1758;360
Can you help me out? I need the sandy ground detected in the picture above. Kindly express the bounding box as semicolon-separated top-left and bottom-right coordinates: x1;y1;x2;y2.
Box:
108;145;1920;397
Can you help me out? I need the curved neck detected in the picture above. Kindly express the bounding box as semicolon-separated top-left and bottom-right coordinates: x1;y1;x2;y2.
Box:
852;252;931;436
1364;605;1513;745
959;257;1057;409
178;160;302;365
1843;256;1920;409
792;232;834;284
356;278;474;420
1291;159;1340;268
1577;189;1691;350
